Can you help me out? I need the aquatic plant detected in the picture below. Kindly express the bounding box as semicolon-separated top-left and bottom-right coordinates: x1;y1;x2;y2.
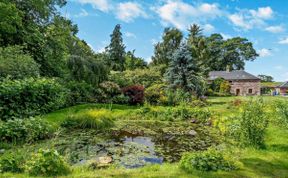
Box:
61;109;114;130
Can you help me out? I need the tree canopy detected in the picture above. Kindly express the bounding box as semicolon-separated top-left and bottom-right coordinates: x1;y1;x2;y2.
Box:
187;24;210;76
205;34;258;71
258;75;274;82
67;55;108;86
0;46;40;79
151;25;258;73
0;0;261;101
151;27;183;66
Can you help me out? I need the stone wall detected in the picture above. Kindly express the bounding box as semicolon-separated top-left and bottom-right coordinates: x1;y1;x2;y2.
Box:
230;80;261;96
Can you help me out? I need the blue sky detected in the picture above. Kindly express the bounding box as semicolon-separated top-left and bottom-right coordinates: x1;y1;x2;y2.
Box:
62;0;288;81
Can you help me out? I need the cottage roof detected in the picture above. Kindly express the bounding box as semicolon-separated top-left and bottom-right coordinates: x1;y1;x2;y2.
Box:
208;70;260;81
277;81;288;88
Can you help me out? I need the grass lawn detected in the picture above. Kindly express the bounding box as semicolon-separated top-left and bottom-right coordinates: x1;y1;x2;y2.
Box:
1;96;288;178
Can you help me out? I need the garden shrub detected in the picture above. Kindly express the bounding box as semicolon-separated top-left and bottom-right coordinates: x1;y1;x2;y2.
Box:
108;71;132;87
210;77;225;92
99;81;128;104
123;67;163;88
111;94;129;104
108;66;163;88
209;92;231;97
174;89;193;104
190;100;208;107
0;46;40;80
189;108;212;122
221;116;242;143
100;81;121;97
135;106;211;122
122;85;145;105
239;98;268;148
166;89;193;106
145;83;167;105
0;118;54;143
61;109;114;129
180;148;237;173
205;88;214;96
26;149;70;177
0;78;67;120
219;81;231;94
274;100;288;128
0;152;25;173
65;80;98;105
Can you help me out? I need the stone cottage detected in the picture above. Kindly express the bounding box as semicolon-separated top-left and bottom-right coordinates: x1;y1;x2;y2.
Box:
208;70;261;96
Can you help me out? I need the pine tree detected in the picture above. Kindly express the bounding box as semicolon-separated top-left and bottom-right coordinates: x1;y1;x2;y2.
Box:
187;24;203;46
106;24;126;71
165;43;206;97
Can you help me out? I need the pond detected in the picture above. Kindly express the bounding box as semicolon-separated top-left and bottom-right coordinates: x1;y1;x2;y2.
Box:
55;122;219;168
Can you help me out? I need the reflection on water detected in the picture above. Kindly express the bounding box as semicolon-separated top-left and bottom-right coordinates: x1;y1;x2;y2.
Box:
113;133;164;168
57;127;216;168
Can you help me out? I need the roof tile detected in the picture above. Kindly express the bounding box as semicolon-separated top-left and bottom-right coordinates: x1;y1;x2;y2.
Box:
208;70;260;80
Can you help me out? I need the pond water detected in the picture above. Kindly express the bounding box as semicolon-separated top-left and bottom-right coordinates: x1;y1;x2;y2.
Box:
56;124;217;168
114;135;164;168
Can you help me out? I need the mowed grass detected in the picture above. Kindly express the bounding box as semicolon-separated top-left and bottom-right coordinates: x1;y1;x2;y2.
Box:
1;96;288;178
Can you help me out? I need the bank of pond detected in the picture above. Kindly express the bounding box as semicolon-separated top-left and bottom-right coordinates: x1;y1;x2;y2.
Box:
0;97;288;177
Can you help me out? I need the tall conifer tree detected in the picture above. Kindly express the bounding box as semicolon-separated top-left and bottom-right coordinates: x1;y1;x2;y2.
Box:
106;24;126;71
165;43;206;97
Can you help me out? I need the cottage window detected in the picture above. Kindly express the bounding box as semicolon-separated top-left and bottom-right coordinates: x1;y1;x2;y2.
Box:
248;89;253;94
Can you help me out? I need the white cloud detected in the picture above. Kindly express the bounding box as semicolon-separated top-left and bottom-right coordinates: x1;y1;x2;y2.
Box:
203;24;215;33
125;32;136;38
220;33;232;40
199;3;222;16
258;48;272;57
116;2;147;23
228;14;251;29
265;25;285;33
279;37;288;44
75;9;89;17
250;7;273;19
154;1;222;30
275;65;284;70
228;6;273;30
76;0;110;12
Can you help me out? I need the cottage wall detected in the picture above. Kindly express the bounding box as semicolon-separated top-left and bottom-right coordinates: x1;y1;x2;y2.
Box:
280;88;287;95
230;80;261;96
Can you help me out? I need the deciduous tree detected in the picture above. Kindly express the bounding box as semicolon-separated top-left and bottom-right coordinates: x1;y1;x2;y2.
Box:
151;27;183;66
206;34;258;71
